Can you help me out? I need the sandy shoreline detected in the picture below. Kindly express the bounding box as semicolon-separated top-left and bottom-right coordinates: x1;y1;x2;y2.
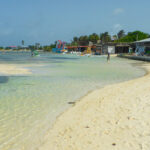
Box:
0;64;31;75
39;62;150;150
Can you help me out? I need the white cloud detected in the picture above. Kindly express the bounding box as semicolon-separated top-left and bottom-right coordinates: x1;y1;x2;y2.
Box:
113;24;122;29
113;8;124;15
111;24;122;35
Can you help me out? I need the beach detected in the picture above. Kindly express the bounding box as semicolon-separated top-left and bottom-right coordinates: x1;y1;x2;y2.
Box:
39;62;150;150
0;53;148;150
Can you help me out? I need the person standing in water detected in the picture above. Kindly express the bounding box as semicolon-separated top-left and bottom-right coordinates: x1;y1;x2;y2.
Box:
107;52;110;62
31;49;34;56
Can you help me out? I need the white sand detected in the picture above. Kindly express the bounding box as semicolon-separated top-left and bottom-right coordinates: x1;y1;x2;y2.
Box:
0;64;31;75
39;63;150;150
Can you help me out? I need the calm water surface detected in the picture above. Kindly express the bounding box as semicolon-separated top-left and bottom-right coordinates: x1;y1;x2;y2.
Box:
0;51;145;150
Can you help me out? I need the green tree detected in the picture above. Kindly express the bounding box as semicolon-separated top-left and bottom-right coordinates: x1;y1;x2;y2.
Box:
100;32;111;43
73;36;78;42
71;37;79;46
29;45;36;50
117;30;125;39
50;43;56;49
89;33;99;43
112;35;118;41
118;31;150;42
43;46;51;51
79;35;88;42
0;47;4;50
42;42;56;52
78;35;89;45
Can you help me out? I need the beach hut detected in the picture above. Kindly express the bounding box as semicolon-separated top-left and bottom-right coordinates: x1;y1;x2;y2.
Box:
115;43;130;54
134;38;150;55
96;43;130;54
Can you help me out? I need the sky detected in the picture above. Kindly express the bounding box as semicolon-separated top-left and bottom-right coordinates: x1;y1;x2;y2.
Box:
0;0;150;46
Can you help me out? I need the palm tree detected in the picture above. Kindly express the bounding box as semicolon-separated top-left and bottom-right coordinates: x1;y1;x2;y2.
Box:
89;33;99;43
100;32;111;43
117;30;125;39
73;37;78;42
22;40;24;46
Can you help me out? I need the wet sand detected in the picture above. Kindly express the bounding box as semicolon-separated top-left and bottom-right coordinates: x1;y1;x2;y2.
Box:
39;62;150;150
0;64;31;75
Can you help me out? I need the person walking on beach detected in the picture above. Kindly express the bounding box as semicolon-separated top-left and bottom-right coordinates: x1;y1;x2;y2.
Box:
107;52;110;62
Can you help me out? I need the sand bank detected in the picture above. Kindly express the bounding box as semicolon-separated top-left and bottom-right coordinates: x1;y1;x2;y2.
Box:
0;64;31;75
39;62;150;150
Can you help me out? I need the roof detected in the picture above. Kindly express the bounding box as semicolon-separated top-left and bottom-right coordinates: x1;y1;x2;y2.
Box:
134;38;150;43
8;46;17;48
21;46;28;48
67;46;89;48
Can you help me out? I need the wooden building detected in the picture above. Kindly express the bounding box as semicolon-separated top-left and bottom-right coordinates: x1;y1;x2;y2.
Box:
94;42;130;55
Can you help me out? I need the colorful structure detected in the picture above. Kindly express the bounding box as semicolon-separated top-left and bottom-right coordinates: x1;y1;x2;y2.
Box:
52;41;93;54
7;46;17;50
86;47;92;54
52;40;67;53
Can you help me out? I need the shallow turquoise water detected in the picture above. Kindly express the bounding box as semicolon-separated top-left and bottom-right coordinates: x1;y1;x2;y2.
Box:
0;52;145;150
